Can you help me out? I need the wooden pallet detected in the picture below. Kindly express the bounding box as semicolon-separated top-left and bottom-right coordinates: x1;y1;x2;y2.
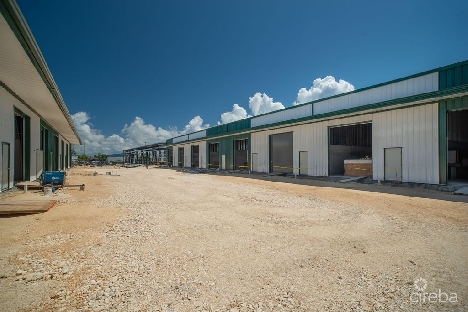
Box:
0;200;57;214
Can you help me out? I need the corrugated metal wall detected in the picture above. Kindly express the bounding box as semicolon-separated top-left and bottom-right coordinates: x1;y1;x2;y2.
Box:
314;73;438;115
251;103;439;183
189;130;206;140
439;64;468;89
198;141;207;168
172;146;178;167
173;135;188;143
184;145;191;167
206;124;228;136
251;104;312;127
227;118;251;132
372;103;439;183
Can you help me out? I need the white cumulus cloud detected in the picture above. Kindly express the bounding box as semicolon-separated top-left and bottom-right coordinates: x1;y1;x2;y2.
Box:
181;115;210;134
294;76;354;105
122;117;180;146
71;112;209;155
249;92;284;116
219;104;250;124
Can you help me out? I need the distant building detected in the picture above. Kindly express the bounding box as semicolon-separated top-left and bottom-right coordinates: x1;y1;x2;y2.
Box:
0;0;81;192
123;143;166;165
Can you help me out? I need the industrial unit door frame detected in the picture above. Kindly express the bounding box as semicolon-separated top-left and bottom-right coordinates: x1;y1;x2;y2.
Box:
328;122;372;176
384;147;402;181
167;148;173;166
269;132;293;174
14;113;24;181
178;147;184;167
191;145;199;168
446;109;468;181
209;143;219;168
2;142;10;191
233;139;248;170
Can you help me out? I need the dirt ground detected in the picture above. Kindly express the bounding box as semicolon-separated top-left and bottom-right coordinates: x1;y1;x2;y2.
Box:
0;166;467;311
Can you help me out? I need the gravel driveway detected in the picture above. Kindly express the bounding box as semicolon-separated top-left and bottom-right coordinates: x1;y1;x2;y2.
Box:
0;167;467;311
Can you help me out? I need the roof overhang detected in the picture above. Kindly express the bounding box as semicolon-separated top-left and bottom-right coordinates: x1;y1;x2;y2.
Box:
0;0;81;144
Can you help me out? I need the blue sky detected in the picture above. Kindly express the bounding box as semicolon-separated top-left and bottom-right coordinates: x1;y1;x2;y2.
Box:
17;0;468;155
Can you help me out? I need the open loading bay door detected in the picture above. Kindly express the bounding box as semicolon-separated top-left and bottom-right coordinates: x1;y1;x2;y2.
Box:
269;132;293;174
191;145;199;168
329;123;372;176
448;110;468;181
178;147;184;167
209;143;219;168
234;139;248;170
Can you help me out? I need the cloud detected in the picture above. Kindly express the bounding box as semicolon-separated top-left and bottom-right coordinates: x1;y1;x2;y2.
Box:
71;112;209;155
219;104;250;124
249;93;284;116
72;112;126;155
122;117;180;146
294;76;354;105
181;116;210;134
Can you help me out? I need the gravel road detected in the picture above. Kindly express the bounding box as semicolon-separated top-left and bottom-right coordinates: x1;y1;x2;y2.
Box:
0;167;467;311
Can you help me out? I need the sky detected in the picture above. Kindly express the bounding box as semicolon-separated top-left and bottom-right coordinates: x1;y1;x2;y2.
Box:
17;0;468;155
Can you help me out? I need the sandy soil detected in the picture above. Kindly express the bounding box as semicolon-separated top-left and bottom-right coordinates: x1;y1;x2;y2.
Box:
0;166;467;311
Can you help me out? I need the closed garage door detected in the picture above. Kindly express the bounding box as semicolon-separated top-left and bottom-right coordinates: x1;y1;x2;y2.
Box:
269;132;293;174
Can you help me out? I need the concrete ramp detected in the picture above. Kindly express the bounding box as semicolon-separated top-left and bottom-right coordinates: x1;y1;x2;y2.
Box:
339;176;367;183
454;187;468;196
0;200;57;214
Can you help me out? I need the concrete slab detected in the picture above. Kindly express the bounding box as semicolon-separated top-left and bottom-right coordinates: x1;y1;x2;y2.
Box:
339;176;366;183
454;187;468;195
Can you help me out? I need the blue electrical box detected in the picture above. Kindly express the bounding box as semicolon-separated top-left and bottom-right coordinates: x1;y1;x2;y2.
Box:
42;171;65;185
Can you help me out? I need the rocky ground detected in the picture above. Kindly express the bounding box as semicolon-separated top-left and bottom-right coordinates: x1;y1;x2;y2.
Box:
0;166;467;311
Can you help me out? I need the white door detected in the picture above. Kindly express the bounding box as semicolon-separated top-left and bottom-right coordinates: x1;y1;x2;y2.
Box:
2;143;10;190
252;153;258;172
221;155;226;170
299;151;308;175
385;147;402;181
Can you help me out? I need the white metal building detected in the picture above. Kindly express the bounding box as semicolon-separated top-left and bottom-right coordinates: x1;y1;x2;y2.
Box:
0;0;81;191
167;60;468;185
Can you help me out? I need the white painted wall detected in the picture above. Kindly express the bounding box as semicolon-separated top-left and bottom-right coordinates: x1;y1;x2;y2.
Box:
198;141;207;168
372;103;439;184
184;145;191;167
172;146;178;167
251;103;439;184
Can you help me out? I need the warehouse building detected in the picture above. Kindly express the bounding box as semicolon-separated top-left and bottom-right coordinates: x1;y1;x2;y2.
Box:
0;0;81;192
123;143;167;165
167;60;468;185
